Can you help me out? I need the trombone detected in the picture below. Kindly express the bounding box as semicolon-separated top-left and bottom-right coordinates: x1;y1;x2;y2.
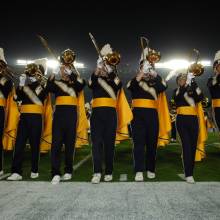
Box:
140;36;161;66
37;35;81;77
188;49;204;76
0;60;20;81
24;63;48;85
89;33;121;73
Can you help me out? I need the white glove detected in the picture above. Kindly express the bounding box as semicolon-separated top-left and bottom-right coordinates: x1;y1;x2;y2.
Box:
97;57;113;73
97;57;104;69
142;61;151;74
19;74;26;86
142;61;157;77
29;77;37;83
186;72;195;85
105;64;113;73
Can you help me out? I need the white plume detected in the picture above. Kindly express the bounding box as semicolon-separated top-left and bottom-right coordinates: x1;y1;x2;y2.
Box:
214;50;220;62
100;44;113;56
165;68;187;82
0;48;6;63
33;58;48;74
33;58;47;71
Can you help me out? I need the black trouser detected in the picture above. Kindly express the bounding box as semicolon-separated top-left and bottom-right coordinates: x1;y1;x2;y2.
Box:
90;107;117;175
176;115;199;177
171;121;176;140
51;106;77;177
214;107;220;130
11;114;42;175
131;108;159;173
0;107;5;171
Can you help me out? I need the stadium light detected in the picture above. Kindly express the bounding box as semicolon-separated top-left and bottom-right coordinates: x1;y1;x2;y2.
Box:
46;60;59;69
155;59;211;70
17;60;33;65
16;59;85;69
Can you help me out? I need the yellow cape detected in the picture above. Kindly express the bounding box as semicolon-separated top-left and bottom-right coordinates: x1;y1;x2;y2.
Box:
195;102;207;161
157;92;172;147
3;88;20;151
75;91;89;148
40;94;53;153
115;88;133;144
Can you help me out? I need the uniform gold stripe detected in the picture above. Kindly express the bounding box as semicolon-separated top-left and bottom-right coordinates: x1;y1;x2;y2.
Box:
20;104;43;114
176;106;197;116
92;98;116;108
132;99;157;109
212;99;220;108
55;96;78;105
0;98;6;107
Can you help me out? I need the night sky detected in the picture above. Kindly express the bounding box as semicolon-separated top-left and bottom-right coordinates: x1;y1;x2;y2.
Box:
1;1;219;70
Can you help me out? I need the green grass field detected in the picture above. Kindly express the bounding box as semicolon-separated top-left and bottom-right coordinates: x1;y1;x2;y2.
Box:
2;132;220;182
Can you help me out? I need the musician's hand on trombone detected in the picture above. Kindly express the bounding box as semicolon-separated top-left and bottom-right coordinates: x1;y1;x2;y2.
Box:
186;72;195;86
95;67;108;77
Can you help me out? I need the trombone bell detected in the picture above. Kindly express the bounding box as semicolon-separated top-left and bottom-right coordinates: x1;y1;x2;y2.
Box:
104;51;121;66
188;63;204;76
61;49;76;65
146;49;161;64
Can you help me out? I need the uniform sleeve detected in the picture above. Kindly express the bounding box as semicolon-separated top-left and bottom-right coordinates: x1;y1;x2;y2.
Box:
107;72;122;91
0;79;13;98
14;86;23;102
88;73;99;89
153;75;167;93
187;81;204;103
38;86;49;101
69;74;86;93
207;75;220;88
126;77;139;91
172;89;178;104
173;87;185;103
45;79;58;93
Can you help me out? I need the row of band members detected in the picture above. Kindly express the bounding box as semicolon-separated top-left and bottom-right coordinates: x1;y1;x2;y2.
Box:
0;47;219;185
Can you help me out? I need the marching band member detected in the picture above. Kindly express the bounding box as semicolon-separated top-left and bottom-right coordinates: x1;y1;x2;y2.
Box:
0;48;13;176
89;43;132;184
127;46;170;182
173;70;205;183
7;63;49;181
207;50;220;130
47;49;86;184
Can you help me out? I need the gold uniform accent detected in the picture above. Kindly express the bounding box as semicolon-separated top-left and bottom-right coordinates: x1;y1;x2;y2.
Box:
92;98;117;108
20;104;43;114
55;96;78;105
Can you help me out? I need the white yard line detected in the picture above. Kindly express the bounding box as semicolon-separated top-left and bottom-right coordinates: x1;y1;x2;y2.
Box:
73;154;92;171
